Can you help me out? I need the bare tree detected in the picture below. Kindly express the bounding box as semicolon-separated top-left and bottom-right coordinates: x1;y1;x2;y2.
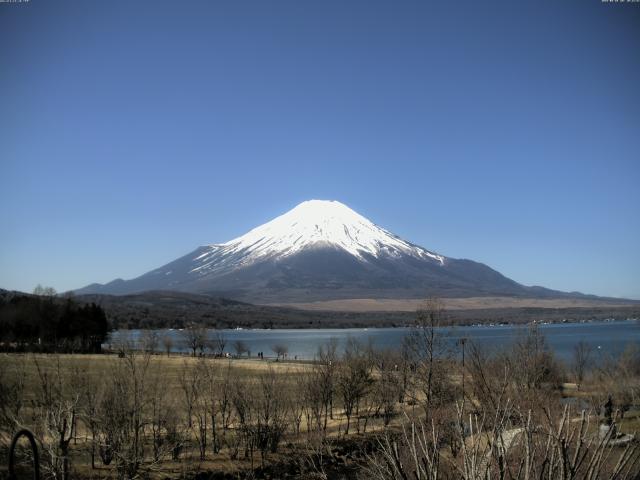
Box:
406;298;453;417
191;360;209;460
365;415;442;480
272;343;288;360
593;343;640;419
337;338;373;434
33;284;57;297
162;334;173;357
228;367;289;466
233;339;249;357
217;361;235;433
231;377;257;467
289;376;306;436
466;341;511;420
139;330;159;354
149;369;182;463
302;370;325;435
316;338;338;431
32;356;78;480
254;366;290;465
372;349;403;427
516;325;559;388
617;343;640;416
508;325;562;413
96;349;152;479
0;356;26;447
572;340;593;387
210;331;227;356
204;361;222;454
183;325;207;357
112;330;135;357
618;342;640;377
179;360;199;430
77;371;103;469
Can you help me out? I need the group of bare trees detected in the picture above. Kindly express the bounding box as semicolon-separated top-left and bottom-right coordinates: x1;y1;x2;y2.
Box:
364;300;640;480
118;326;227;358
0;351;302;478
181;326;226;357
0;336;409;478
367;401;640;480
0;352;157;480
1;298;639;479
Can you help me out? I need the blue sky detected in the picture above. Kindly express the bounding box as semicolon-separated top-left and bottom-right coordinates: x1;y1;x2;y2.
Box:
1;0;639;299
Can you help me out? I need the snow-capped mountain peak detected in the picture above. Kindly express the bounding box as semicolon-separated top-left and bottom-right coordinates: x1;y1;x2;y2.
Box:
188;200;444;275
76;200;566;303
221;199;387;257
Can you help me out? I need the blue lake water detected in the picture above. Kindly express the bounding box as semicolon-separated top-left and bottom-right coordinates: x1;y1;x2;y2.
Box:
107;319;640;363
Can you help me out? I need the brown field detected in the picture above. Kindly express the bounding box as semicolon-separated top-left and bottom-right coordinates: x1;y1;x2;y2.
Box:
0;352;314;407
267;296;638;312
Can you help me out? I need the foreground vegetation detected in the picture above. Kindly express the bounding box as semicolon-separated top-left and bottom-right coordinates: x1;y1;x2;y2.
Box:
1;300;639;479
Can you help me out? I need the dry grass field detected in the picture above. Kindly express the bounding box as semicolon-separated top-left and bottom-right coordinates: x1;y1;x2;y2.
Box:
1;353;312;404
269;296;639;312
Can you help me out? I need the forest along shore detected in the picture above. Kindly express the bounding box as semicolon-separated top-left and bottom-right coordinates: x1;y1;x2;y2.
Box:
70;289;640;329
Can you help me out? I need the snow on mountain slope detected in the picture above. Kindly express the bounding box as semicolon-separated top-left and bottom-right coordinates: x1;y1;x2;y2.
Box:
190;200;444;275
77;199;582;302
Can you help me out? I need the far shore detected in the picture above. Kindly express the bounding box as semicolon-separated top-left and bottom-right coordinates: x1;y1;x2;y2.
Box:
266;295;640;312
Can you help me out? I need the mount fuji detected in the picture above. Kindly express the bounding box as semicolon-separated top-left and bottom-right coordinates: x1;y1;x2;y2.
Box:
76;200;587;303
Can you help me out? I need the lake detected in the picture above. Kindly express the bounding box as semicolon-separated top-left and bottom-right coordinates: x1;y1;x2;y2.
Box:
107;319;640;363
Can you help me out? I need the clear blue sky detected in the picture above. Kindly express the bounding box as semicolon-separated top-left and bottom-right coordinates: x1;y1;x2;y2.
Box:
1;0;639;299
